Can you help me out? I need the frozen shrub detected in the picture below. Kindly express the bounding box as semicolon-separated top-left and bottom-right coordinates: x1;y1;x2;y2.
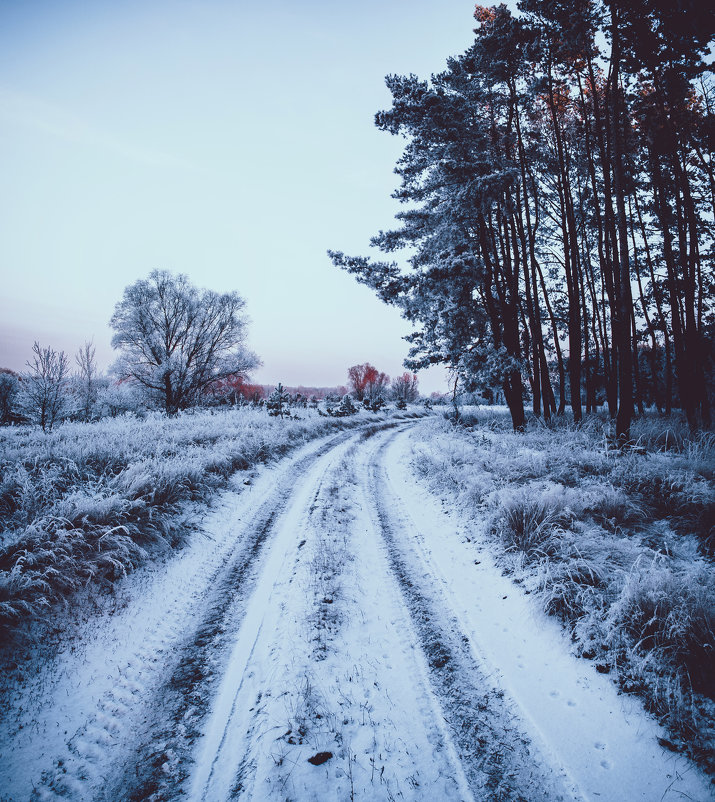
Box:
494;490;567;560
334;395;357;416
537;555;607;622
606;558;715;698
585;485;645;531
683;432;715;480
95;382;146;418
0;372;20;425
630;415;691;453
619;464;715;554
0;467;25;522
0;564;54;634
57;489;132;527
694;503;715;556
462;473;495;506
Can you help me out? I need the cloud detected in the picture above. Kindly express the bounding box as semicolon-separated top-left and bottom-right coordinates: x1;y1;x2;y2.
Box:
0;85;197;170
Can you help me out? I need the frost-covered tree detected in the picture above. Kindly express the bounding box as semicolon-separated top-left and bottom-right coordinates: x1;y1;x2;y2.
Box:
347;363;376;402
0;370;20;424
347;363;390;404
110;270;260;415
75;340;98;421
365;370;390;405
267;382;290;418
19;342;70;432
391;372;419;404
338;394;357;415
95;380;145;418
330;2;715;436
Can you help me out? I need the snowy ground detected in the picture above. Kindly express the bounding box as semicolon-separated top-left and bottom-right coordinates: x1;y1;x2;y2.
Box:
1;420;712;801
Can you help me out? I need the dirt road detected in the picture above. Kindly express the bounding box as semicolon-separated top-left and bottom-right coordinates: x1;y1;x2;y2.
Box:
1;422;710;801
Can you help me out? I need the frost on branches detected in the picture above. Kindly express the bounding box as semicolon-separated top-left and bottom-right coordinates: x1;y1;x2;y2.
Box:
110;270;260;415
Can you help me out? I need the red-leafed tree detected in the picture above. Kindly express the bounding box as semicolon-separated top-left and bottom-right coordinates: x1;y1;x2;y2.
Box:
347;363;376;401
348;363;390;402
205;374;266;404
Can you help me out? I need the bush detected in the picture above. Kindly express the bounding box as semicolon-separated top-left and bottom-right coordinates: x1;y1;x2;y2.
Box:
607;558;715;697
494;492;567;560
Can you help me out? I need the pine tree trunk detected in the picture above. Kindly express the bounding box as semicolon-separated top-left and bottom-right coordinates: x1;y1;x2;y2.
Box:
610;10;634;445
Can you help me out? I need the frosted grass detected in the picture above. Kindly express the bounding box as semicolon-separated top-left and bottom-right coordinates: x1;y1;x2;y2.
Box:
0;407;407;639
409;408;715;771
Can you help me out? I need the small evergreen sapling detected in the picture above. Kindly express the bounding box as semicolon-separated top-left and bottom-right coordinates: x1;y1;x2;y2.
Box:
267;383;290;418
363;396;385;412
338;394;357;416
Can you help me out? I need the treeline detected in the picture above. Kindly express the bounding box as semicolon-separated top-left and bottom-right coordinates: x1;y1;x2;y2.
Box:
331;0;715;438
0;265;423;431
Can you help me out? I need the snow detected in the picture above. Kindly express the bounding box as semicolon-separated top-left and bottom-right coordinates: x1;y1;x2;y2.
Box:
0;428;357;800
384;426;712;802
1;417;712;801
190;428;473;801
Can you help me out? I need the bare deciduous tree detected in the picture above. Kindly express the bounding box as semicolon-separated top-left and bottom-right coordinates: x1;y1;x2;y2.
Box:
110;270;260;415
75;340;98;421
20;342;70;432
391;372;419;404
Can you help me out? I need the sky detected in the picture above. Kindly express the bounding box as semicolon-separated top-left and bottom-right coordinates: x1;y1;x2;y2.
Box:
0;0;481;394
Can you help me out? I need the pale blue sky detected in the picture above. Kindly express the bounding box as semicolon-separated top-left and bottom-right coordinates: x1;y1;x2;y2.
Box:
0;0;480;392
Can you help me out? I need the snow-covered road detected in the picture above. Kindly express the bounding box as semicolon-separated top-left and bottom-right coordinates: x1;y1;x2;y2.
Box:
1;421;711;801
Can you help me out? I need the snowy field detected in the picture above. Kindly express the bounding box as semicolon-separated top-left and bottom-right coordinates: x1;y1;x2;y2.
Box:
0;411;713;801
0;406;416;638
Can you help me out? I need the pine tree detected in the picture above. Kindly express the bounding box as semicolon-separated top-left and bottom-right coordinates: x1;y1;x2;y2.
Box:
267;383;290;418
330;2;714;435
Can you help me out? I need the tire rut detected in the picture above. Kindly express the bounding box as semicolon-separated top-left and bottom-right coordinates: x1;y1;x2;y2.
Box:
191;423;473;802
366;431;575;802
23;426;361;802
116;424;402;802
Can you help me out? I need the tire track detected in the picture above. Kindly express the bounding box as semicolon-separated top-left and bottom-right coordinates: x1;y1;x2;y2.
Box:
117;426;390;802
375;424;715;802
363;429;576;802
187;424;476;802
10;426;367;802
